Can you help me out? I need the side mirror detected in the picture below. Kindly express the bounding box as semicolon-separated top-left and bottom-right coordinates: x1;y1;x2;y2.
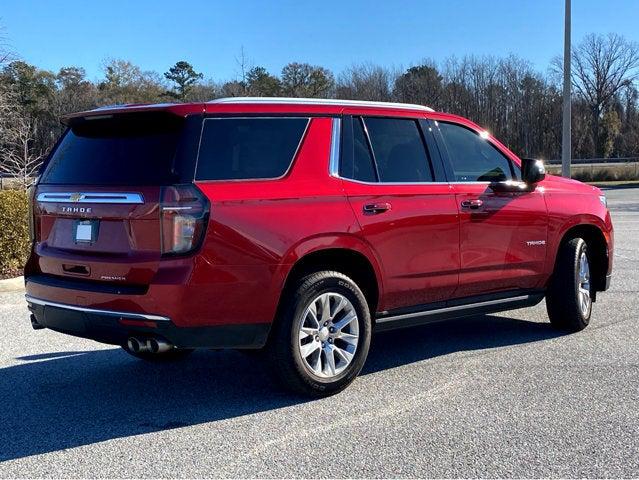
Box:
521;158;546;184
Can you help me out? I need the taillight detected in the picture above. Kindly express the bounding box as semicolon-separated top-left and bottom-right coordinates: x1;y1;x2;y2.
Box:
160;184;209;256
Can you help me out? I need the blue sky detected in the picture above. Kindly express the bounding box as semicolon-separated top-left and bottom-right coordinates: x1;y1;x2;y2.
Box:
2;0;638;82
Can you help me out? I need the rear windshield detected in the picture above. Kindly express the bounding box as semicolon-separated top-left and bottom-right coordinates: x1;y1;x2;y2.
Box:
195;117;309;181
40;113;185;185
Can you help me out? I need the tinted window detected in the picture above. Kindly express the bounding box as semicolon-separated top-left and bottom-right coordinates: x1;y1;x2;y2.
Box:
364;118;433;183
439;122;515;182
41;113;184;185
349;117;377;182
196;118;308;180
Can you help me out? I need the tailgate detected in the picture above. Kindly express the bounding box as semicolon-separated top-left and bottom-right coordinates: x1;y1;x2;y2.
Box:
34;186;163;285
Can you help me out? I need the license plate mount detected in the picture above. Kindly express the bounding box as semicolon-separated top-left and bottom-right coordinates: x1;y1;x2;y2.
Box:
73;219;99;244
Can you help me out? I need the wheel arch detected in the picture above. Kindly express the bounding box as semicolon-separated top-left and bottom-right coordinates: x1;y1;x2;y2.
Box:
265;237;385;346
550;220;610;293
279;247;382;315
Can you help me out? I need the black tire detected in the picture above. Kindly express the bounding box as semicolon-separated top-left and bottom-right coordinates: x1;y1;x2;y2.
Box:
268;271;372;397
122;345;195;362
546;237;593;332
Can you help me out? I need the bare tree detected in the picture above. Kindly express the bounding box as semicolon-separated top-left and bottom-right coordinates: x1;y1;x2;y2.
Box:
186;80;221;101
0;107;43;188
571;33;639;157
335;63;393;101
0;21;13;67
0;24;38;189
220;80;246;97
54;66;98;118
234;46;251;95
98;58;165;104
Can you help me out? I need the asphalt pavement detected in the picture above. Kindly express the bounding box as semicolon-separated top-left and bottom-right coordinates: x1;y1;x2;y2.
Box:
0;187;638;478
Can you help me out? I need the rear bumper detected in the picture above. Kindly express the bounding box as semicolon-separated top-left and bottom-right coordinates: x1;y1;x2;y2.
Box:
26;294;270;349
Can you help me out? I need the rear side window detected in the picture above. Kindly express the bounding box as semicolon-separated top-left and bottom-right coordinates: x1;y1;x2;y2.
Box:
362;117;433;183
41;113;185;185
438;122;516;182
196;117;309;181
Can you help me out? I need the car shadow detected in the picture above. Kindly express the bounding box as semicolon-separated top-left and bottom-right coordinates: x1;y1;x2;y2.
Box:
0;314;561;462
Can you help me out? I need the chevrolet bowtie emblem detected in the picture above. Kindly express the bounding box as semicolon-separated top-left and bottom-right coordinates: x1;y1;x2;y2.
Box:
69;193;83;202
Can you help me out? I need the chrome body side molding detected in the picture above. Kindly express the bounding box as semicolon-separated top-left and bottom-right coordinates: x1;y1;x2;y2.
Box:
375;291;545;332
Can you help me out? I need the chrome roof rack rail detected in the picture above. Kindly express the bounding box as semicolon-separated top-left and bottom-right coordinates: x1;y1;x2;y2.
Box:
207;97;434;112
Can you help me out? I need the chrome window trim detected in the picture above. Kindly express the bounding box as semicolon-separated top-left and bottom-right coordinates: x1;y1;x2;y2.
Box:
208;97;434;112
25;295;171;322
36;192;144;204
339;176;448;186
195;116;311;183
337;115;451;186
329;118;341;177
337;176;492;186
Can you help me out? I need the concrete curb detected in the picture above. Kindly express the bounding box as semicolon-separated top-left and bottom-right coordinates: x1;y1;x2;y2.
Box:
0;276;25;293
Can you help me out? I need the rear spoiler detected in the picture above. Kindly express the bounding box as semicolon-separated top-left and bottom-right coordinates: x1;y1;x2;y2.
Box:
62;103;206;125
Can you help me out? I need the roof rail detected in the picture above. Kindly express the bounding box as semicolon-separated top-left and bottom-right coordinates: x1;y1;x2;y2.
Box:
207;97;434;112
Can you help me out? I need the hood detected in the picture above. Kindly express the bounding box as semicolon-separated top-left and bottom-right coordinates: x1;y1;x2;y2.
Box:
542;173;602;195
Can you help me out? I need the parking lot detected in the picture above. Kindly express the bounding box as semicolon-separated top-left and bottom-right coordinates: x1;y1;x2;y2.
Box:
0;187;637;478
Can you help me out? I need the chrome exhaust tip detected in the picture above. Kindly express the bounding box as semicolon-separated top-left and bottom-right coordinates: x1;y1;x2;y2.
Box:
127;337;150;354
146;338;173;354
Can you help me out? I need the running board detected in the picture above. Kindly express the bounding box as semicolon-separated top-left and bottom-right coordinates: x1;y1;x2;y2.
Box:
374;290;545;332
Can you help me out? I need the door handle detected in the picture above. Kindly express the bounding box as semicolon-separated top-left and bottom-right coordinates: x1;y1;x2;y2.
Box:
460;199;483;210
363;202;391;214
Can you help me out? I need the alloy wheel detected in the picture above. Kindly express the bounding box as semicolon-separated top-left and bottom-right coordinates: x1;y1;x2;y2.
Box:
296;292;359;378
578;251;591;316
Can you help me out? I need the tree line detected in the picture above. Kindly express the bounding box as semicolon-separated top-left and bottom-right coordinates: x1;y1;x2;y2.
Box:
0;32;638;186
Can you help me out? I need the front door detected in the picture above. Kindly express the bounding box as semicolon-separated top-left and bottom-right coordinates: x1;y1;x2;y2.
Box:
433;120;548;298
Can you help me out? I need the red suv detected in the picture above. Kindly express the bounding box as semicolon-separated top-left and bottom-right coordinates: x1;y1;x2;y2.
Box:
25;98;613;396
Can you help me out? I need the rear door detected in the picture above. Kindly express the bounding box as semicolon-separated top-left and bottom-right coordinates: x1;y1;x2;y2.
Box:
32;112;200;286
340;115;460;312
432;120;548;298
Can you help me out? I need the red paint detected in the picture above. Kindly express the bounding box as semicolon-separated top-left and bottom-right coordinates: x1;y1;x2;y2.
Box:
453;183;548;297
342;181;460;310
26;100;614;337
